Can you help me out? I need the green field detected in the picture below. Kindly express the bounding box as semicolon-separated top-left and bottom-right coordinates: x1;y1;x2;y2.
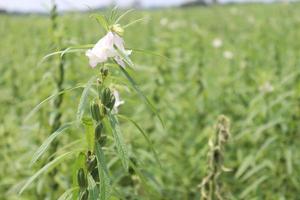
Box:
1;3;300;200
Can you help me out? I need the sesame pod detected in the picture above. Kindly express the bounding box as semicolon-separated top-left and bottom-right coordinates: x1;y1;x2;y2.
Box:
90;102;101;122
101;88;112;107
77;168;87;189
107;94;115;110
99;135;107;146
95;122;103;141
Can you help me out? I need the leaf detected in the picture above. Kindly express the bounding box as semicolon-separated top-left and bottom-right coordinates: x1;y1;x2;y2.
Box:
95;142;111;200
30;122;75;165
72;152;86;200
109;6;119;24
285;149;293;175
241;161;271;182
106;113;129;170
255;136;277;159
118;114;161;168
123;17;145;29
235;155;254;179
87;174;99;200
77;76;96;122
82;117;95;151
118;66;165;128
19;151;74;194
130;48;170;60
24;85;83;122
90;14;109;31
58;187;78;200
128;159;159;198
39;45;93;65
240;175;268;198
115;9;134;24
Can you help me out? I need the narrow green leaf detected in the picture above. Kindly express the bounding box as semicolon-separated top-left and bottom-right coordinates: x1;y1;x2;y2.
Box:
39;45;93;65
95;142;111;200
130;48;170;60
128;159;159;198
19;151;73;194
90;14;109;31
241;161;270;182
82;117;95;151
77;76;96;121
87;174;99;200
118;114;161;168
58;187;78;200
123;17;145;29
106;113;129;170
115;9;134;24
72;152;86;200
118;66;165;128
235;155;254;179
30;122;75;165
24;85;83;122
109;6;119;24
285;149;293;175
240;175;268;198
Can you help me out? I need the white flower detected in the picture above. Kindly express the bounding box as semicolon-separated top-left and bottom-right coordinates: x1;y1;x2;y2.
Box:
212;38;223;48
259;82;274;93
223;51;234;59
160;18;169;26
86;31;131;68
113;89;124;112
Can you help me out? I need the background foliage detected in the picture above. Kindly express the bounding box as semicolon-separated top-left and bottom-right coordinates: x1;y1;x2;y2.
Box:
0;3;300;199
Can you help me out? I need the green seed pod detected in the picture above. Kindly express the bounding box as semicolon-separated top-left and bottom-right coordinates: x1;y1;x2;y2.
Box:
107;94;116;110
90;102;101;122
95;122;103;141
77;168;87;189
101;88;112;107
99;135;107;146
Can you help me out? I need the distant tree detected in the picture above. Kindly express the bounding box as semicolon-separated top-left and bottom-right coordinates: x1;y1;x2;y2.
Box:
131;0;142;8
0;9;7;13
181;0;207;7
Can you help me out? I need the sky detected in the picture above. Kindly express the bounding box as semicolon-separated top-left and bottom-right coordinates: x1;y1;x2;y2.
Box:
0;0;276;12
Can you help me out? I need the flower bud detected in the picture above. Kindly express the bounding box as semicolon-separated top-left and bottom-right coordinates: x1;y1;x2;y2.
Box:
77;168;87;189
90;101;101;122
95;122;103;141
100;67;109;77
111;24;124;36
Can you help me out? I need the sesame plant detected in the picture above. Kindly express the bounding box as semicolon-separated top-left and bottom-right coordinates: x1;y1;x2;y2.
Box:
46;1;67;196
200;115;231;200
19;9;161;199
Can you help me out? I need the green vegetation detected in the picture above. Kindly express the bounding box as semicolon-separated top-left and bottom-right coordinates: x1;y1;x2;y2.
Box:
0;3;300;199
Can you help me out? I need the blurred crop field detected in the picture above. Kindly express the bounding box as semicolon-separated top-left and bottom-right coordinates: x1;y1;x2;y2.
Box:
0;3;300;200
